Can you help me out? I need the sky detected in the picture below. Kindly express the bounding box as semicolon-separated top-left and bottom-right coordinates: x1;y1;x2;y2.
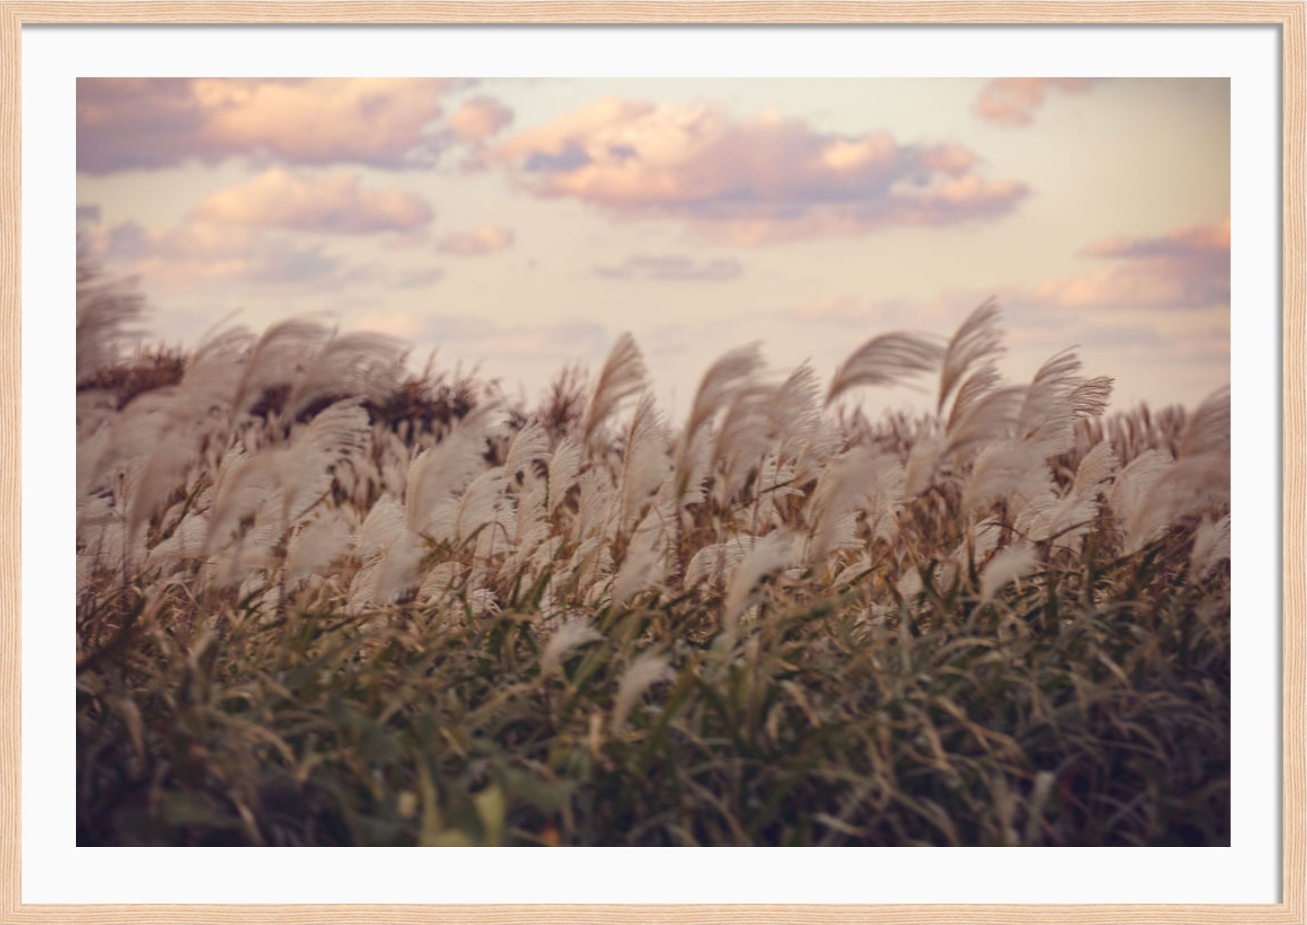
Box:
76;77;1230;416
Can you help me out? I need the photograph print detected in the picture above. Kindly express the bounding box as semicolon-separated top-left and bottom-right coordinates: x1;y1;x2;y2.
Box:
75;76;1231;847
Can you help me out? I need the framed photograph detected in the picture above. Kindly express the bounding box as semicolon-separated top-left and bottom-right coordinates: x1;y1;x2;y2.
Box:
2;1;1302;921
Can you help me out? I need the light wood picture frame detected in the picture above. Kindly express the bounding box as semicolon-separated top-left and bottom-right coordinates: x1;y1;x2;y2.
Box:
2;1;1303;922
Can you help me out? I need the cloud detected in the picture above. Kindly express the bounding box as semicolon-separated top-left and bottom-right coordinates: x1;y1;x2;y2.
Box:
190;169;433;234
789;218;1229;335
975;78;1097;127
84;217;359;292
76;204;102;225
594;254;743;282
779;216;1230;403
77;78;463;173
1038;217;1230;310
1079;216;1230;261
435;225;515;256
449;96;514;143
492;98;1027;244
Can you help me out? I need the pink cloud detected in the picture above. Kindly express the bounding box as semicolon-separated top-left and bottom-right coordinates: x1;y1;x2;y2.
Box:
786;217;1230;352
1079;216;1230;260
492;99;1027;245
77;78;463;173
975;78;1097;127
449;96;514;143
190;169;433;234
1040;217;1230;310
435;225;515;256
85;217;352;292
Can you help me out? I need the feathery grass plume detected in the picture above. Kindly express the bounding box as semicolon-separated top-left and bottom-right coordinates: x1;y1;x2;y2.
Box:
809;447;903;563
903;434;948;498
979;542;1039;603
502;474;550;580
752;453;802;531
467;587;501;616
1017;349;1082;451
938;299;1004;416
831;552;873;588
232;318;333;417
356;493;407;560
675;342;764;489
118;342;250;554
619;393;671;530
123;426;197;553
826;332;944;406
1179;385;1232;459
1108;449;1176;553
537;362;589;439
1071;439;1119;497
713;381;783;503
1109;386;1229;555
1135;455;1229;553
451;466;513;544
895;564;927;602
99;389;179;475
285;331;405;420
573;468;616;543
722;531;796;632
143;511;210;573
76;253;147;386
1190;513;1231;579
546;439;583;514
173;325;254;416
583;332;647;450
285;508;355;582
205;448;281;554
206;520;279;590
1018;440;1118;547
539;620;603;678
416;561;465;606
275;399;372;527
503;421;550;476
76;416;113;500
775;363;823;449
348;529;424;612
611;507;668;607
684;534;770;588
1070;376;1115;418
612;650;674;731
945;385;1026;458
405;404;498;537
961;438;1049;514
946;364;1003;433
775;363;837;491
1017;349;1115;457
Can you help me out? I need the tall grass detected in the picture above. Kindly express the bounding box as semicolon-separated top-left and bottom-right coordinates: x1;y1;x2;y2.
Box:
75;262;1230;846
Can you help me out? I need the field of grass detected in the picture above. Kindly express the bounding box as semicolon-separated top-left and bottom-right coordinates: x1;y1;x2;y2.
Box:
76;262;1231;847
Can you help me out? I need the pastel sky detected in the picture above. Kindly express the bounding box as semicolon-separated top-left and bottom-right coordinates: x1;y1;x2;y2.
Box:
77;77;1230;415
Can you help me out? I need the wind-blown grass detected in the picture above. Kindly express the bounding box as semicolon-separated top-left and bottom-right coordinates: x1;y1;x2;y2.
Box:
75;263;1230;847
